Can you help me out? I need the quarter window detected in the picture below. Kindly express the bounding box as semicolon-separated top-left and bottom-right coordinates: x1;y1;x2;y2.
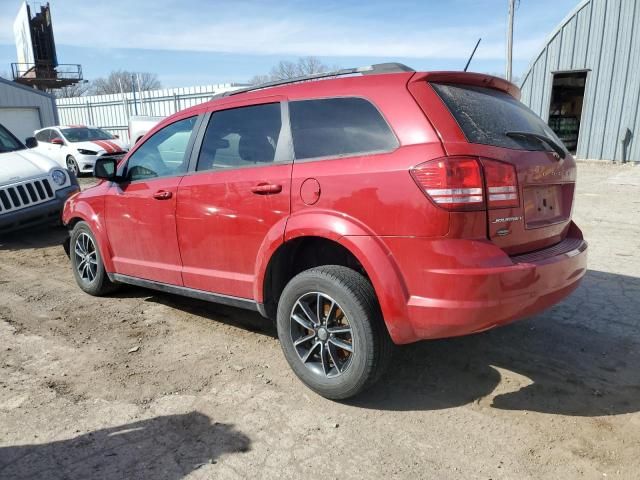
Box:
289;97;398;160
197;103;283;171
50;130;63;142
125;116;196;181
35;130;51;143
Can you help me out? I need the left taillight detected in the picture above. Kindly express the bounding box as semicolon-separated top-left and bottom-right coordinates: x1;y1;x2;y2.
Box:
411;156;519;211
410;156;484;211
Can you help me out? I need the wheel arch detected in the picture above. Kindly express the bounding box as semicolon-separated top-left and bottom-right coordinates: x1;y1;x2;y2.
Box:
63;200;114;273
256;215;413;344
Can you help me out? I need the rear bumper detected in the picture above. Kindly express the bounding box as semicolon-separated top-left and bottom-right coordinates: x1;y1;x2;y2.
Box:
384;223;587;343
0;184;80;234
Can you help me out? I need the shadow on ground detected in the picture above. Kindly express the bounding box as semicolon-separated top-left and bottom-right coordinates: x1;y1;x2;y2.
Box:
0;225;67;251
4;222;638;417
350;269;640;415
0;412;250;480
132;290;276;338
113;268;640;417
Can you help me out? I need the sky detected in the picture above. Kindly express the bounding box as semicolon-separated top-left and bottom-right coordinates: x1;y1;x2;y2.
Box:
0;0;582;88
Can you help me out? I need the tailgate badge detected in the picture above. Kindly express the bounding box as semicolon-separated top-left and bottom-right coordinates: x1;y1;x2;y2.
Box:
491;216;522;224
496;228;511;237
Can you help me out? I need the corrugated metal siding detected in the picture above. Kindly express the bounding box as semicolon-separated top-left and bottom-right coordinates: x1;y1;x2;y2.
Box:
56;83;243;144
0;78;58;127
520;0;640;161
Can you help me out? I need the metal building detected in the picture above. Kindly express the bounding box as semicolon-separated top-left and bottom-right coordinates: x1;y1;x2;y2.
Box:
0;76;58;143
520;0;640;162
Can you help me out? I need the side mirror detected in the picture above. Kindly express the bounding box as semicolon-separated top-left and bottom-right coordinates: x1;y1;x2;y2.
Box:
25;137;37;148
94;157;118;181
51;138;64;146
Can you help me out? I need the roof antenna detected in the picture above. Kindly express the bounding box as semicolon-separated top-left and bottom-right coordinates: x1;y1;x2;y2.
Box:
464;38;482;72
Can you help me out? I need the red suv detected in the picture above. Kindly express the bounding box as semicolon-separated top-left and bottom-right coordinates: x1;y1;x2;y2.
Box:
63;63;587;399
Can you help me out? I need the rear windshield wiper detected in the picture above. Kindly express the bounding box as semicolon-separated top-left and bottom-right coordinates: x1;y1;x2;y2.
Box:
505;131;566;159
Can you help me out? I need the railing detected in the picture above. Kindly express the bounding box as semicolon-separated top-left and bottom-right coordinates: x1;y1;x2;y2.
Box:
11;63;82;81
56;83;246;145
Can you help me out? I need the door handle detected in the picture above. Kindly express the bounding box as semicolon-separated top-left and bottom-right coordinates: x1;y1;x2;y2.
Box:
153;190;173;200
251;183;282;195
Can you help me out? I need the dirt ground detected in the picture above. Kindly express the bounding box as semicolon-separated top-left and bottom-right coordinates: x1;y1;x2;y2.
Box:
1;162;639;479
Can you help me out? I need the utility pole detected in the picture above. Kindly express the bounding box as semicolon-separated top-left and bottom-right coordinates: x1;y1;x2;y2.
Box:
506;0;515;82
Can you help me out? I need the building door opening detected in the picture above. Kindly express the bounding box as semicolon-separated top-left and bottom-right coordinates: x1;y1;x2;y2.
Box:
548;71;587;154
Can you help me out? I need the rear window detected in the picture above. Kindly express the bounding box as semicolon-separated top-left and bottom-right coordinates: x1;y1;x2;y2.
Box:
289;97;398;160
431;83;566;152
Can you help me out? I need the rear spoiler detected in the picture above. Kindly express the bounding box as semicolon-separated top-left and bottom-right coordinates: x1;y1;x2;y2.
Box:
409;71;521;100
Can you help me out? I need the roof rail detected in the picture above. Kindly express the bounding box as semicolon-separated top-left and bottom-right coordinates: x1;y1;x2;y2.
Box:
212;62;415;99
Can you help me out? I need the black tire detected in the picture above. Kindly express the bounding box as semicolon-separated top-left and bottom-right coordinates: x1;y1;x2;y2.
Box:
69;221;117;296
66;155;80;177
276;265;394;400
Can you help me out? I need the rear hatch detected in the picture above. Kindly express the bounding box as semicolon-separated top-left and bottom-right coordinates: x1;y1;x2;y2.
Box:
410;74;576;255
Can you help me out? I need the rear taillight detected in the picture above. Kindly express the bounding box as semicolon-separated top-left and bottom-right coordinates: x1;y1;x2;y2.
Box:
411;156;520;211
481;159;519;208
410;156;484;211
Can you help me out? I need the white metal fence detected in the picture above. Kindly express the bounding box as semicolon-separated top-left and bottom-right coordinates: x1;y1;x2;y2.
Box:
55;83;244;144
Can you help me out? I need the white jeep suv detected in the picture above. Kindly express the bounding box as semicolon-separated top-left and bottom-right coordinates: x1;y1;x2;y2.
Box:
0;123;79;233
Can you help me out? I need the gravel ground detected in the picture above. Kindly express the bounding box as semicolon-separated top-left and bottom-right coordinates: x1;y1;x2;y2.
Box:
0;162;639;479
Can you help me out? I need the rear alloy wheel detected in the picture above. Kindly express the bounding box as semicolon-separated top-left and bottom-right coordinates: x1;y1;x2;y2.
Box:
277;265;393;400
70;221;117;296
66;155;79;177
290;292;354;378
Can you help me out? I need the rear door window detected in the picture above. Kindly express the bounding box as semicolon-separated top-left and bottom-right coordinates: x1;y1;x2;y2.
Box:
431;83;566;152
289;97;398;160
196;103;283;171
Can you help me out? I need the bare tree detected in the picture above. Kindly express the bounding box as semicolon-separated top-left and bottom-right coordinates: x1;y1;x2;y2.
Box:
92;70;161;95
248;74;272;85
269;60;301;81
53;81;94;98
250;57;333;84
296;56;328;76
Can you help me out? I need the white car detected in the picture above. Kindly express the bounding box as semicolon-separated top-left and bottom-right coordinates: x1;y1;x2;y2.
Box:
0;123;79;233
32;125;129;176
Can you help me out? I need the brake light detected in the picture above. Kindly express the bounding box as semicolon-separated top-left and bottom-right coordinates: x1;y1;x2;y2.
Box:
410;156;484;211
482;159;519;208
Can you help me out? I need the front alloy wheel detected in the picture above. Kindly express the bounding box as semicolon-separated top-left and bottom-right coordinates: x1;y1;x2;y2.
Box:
74;232;98;283
66;156;79;176
69;221;117;296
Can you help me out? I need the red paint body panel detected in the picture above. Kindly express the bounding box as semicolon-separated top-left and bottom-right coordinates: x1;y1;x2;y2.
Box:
105;177;184;285
62;70;587;346
176;163;291;298
381;222;586;344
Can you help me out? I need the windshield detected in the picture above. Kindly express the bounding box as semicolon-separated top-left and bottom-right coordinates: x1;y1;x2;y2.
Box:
61;127;115;142
0;124;25;153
